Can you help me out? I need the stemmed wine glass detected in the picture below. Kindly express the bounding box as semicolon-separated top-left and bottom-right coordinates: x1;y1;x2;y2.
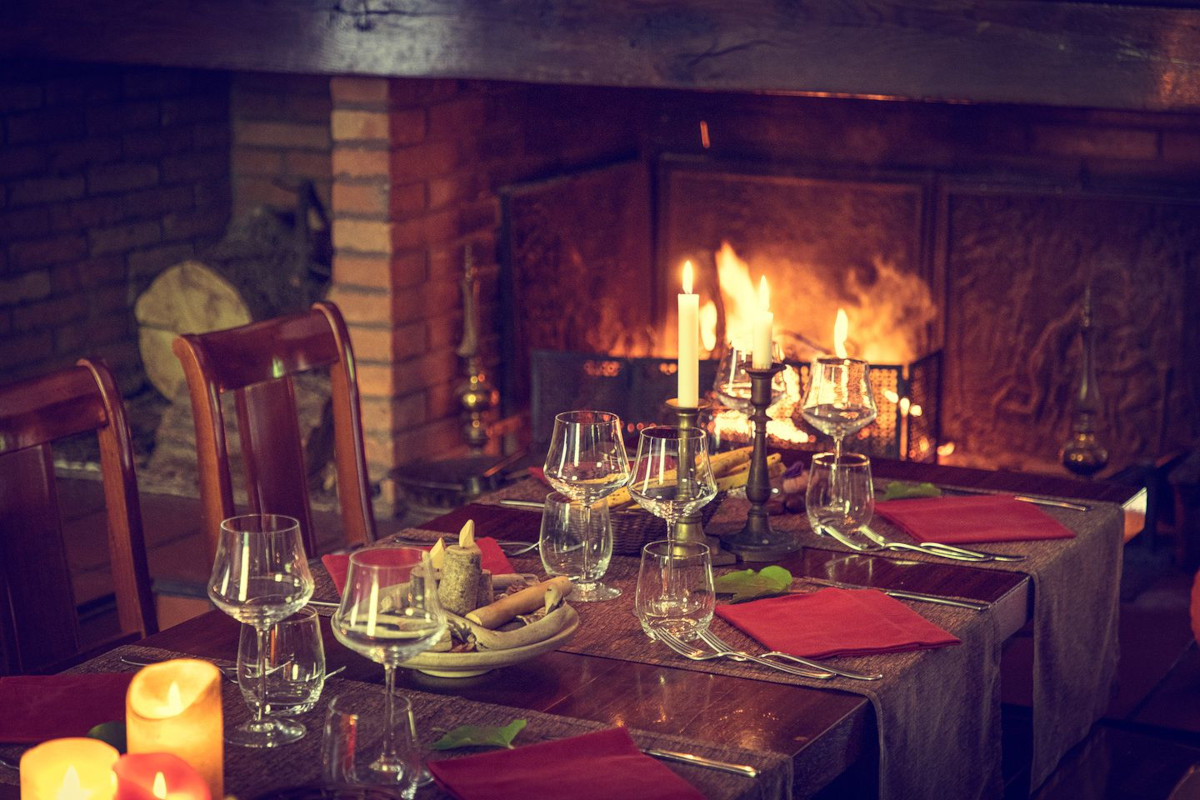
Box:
801;356;878;460
628;426;718;544
207;514;314;748
330;546;446;789
542;410;631;602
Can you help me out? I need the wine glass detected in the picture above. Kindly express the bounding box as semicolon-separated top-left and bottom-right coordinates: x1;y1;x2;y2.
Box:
712;340;786;412
539;491;616;601
330;546;446;789
801;356;878;460
542;410;630;600
207;514;314;748
628;426;718;543
806;452;875;537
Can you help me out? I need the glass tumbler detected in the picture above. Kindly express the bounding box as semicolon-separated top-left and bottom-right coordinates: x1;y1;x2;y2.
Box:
634;540;715;641
238;606;326;717
322;692;420;799
539;491;617;602
805;452;875;537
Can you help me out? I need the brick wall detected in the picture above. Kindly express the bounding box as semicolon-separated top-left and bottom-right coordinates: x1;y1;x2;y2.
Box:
0;61;230;389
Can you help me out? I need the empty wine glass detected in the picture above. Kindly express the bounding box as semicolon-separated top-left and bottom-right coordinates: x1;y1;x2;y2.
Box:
208;514;314;748
542;410;630;599
628;426;718;543
634;540;715;641
806;452;875;537
539;491;617;601
712;340;786;412
330;546;446;789
801;356;878;459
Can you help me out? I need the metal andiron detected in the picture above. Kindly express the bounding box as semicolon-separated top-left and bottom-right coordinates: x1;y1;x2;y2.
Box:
722;364;801;560
1059;285;1109;478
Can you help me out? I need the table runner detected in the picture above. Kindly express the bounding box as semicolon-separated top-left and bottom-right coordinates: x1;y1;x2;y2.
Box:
0;644;791;800
467;478;1122;795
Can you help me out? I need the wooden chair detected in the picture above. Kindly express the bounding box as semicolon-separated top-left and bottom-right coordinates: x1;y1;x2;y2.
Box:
172;300;376;561
0;358;158;675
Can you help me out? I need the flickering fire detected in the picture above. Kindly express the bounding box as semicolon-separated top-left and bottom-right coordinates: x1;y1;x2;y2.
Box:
833;309;849;358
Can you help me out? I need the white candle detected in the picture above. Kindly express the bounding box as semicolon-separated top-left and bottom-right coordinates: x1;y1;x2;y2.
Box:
677;261;699;407
751;276;774;368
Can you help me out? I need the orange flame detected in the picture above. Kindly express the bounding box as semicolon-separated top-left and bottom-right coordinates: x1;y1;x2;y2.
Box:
833;309;849;358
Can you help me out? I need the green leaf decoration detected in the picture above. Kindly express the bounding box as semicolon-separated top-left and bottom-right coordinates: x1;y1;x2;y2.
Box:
714;566;793;603
430;719;527;751
880;481;943;501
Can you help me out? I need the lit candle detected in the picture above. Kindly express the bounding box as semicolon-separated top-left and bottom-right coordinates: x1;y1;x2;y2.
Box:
114;753;211;800
20;738;119;800
751;276;773;368
126;661;223;800
677;261;699;407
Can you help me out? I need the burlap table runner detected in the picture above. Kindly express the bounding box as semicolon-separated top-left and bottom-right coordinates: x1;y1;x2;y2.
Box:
0;644;790;800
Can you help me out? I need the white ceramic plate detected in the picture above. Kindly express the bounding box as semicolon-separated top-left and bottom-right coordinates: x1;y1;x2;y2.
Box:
401;605;580;678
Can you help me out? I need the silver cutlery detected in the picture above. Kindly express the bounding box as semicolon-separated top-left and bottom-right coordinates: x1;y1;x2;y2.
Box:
384;533;541;555
642;747;758;778
820;524;1023;563
795;576;989;612
653;627;832;680
121;655;239;680
858;524;1026;563
696;628;882;681
943;489;1091;512
0;754;18;770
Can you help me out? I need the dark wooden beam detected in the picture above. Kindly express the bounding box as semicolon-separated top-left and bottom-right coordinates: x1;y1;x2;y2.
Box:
2;0;1200;113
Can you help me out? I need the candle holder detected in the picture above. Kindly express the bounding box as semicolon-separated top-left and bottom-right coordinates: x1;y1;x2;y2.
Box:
664;399;736;565
722;364;802;561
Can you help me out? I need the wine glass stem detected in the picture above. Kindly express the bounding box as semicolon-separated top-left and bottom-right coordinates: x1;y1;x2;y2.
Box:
254;625;269;725
665;517;677;545
382;663;399;765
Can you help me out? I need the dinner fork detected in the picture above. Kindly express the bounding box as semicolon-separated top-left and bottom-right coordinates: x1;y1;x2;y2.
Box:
653;628;832;680
856;525;1026;562
819;524;1013;563
384;534;540;555
695;629;882;681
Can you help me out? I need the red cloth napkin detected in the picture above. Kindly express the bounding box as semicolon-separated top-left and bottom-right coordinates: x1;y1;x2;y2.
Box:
715;587;960;659
428;726;705;800
0;673;133;743
321;538;515;595
874;494;1075;544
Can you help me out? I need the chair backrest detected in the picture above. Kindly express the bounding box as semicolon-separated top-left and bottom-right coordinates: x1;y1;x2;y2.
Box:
172;301;376;561
0;358;157;674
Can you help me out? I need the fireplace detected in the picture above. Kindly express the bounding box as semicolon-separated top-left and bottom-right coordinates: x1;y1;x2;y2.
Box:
2;3;1199;511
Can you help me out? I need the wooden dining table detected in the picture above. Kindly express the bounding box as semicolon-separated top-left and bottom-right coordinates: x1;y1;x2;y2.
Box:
0;458;1144;800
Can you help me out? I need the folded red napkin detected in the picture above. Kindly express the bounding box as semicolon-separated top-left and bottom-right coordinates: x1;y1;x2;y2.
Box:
321;538;515;595
715;587;960;659
428;726;705;800
874;494;1075;544
0;673;133;743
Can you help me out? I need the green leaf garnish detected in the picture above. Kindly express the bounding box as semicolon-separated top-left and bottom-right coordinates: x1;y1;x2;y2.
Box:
430;719;527;750
714;566;793;603
880;481;942;501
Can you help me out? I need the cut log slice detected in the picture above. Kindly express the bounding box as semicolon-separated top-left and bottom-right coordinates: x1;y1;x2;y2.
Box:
135;261;254;400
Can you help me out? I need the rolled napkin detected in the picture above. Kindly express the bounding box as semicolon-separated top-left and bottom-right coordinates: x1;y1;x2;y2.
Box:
715;587;960;659
875;494;1075;544
0;673;133;742
321;537;515;595
428;726;705;800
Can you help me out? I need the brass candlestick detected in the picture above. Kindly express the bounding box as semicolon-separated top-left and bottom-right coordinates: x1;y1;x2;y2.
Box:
722;364;801;561
665;398;735;563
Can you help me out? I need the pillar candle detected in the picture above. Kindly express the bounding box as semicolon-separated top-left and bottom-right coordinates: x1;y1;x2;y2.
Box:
677;261;699;407
126;661;223;800
20;738;119;800
751;275;774;368
114;753;211;800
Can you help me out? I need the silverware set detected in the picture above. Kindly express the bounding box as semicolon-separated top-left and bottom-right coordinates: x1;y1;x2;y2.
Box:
795;576;989;612
819;524;1026;563
653;627;881;682
119;656;346;682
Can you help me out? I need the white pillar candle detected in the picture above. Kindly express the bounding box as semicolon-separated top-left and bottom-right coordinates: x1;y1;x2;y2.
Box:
751;275;774;368
677;261;699;407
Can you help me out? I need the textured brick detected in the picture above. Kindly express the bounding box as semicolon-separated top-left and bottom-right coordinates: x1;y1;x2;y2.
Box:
1162;131;1200;164
122;127;195;159
44;72;121;106
0;271;52;304
330;77;390;107
356;362;397;397
161;208;227;241
427;97;487;139
49;195;127;231
386;79;459;109
1031;124;1159;160
161;150;228;183
9;233;88;269
236;120;331;150
332;146;389;179
333;218;392;254
192;121;231;149
390;209;458;251
232;147;286;176
388;181;427;217
0;207;52;240
389;140;459;181
8;175;85;206
332;182;390;218
13;294;88;330
328;285;391;327
333;252;399;290
351;322;428;362
393;280;459;326
128;244;194;282
76;255;129;289
122;69;198;99
89;220;162;255
332;110;390;143
0;83;43;112
161;94;228;126
87;162;160;194
0;146;47;180
232;177;298;216
86;101;160;136
49;138;122;171
0;331;53;370
7;107;86;144
284;150;332;180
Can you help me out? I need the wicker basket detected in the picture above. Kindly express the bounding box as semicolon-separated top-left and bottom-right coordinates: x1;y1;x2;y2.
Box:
610;493;726;555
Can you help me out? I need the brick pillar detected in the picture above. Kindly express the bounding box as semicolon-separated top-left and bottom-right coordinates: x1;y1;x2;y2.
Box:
329;77;484;508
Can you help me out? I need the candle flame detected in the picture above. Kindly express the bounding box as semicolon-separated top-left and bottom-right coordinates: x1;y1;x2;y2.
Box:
757;275;770;312
833;308;849;358
152;772;168;800
56;766;90;800
166;681;184;714
682;260;694;294
699;300;718;352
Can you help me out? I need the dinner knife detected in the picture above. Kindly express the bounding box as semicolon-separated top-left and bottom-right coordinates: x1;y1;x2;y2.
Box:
795;576;989;611
642;747;759;778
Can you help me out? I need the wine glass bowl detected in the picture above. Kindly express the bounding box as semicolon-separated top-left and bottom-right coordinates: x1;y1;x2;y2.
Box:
628;427;718;542
801;357;878;458
330;546;446;788
713;340;786;412
542;410;631;502
207;513;314;748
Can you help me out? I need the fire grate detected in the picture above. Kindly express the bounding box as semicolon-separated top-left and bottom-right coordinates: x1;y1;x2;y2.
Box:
529;348;941;461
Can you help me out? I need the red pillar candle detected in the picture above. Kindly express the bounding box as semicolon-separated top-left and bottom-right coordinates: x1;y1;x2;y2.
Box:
114;753;211;800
